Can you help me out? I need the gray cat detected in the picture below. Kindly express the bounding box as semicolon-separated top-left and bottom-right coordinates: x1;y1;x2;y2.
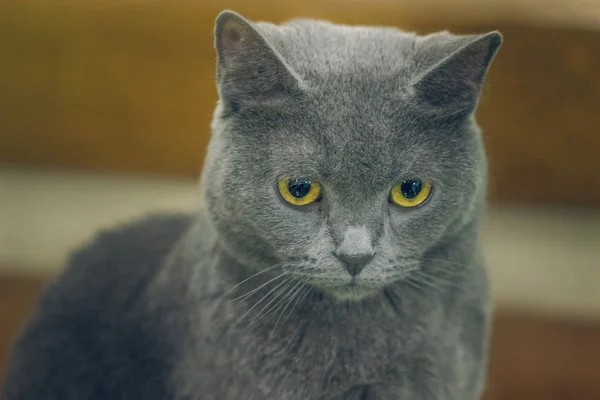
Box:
2;11;501;400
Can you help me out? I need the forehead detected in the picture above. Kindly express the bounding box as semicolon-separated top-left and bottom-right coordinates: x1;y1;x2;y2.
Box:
266;93;432;191
252;23;453;189
262;20;418;84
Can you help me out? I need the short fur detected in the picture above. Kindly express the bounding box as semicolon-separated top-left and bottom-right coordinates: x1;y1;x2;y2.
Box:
2;11;501;400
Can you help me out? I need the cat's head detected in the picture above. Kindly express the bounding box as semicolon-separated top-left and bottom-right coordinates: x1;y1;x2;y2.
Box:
202;11;501;301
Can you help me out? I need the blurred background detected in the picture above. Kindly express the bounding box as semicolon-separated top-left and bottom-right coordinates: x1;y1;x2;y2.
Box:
1;0;599;398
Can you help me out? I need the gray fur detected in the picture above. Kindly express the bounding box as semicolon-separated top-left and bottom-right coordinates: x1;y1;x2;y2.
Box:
2;11;501;400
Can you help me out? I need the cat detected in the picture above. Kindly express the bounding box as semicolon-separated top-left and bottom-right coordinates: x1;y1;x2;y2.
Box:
1;10;501;400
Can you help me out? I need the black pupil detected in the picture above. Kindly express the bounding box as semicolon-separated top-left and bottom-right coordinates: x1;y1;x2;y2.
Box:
288;179;312;198
400;180;422;199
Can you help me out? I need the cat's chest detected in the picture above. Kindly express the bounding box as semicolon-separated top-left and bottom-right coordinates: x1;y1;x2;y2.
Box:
205;315;411;399
170;292;453;400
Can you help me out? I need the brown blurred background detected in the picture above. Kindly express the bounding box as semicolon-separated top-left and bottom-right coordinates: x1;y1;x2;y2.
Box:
1;0;599;399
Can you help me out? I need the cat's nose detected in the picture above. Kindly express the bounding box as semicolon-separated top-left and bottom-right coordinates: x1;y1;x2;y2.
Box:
335;226;375;276
337;252;374;276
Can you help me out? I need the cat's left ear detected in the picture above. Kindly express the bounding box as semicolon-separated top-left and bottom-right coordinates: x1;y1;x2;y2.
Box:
413;32;502;118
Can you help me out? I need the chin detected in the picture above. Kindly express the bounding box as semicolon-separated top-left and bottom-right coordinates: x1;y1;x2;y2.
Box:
321;282;379;302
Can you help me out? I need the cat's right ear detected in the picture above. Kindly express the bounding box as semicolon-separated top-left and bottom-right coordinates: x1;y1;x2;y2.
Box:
214;11;303;108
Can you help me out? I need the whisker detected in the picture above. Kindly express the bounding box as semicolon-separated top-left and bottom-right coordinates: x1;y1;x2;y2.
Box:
409;273;450;294
414;257;472;271
230;271;289;303
396;254;473;271
243;278;301;331
221;262;286;299
144;265;293;315
413;270;465;289
273;281;306;331
234;277;292;327
286;271;314;279
404;278;425;291
287;284;311;321
437;105;473;119
246;279;299;330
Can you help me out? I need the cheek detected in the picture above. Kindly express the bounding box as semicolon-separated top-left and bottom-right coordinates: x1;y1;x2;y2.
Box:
387;209;450;253
257;200;329;250
278;222;334;263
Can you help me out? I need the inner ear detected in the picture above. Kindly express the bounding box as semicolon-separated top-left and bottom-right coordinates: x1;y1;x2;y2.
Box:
216;13;256;71
219;20;243;58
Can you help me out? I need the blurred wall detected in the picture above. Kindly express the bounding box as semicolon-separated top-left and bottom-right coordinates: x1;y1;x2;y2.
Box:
1;0;599;206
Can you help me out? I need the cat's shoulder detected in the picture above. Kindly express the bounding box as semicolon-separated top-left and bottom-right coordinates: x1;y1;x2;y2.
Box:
46;212;196;308
1;212;195;400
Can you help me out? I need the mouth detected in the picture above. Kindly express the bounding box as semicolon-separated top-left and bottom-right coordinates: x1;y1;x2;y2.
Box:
322;280;376;301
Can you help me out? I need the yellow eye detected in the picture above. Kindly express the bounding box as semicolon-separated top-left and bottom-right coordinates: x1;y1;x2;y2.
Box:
277;177;322;206
390;179;432;208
